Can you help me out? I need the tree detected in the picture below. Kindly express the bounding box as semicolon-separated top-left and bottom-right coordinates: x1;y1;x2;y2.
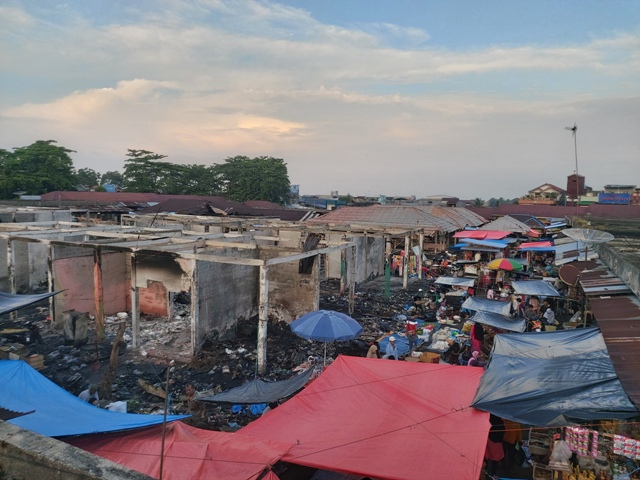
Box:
215;156;291;204
122;149;168;192
1;140;76;198
472;198;485;207
75;168;100;187
100;170;124;187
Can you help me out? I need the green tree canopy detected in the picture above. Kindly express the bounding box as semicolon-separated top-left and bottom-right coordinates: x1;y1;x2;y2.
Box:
75;168;100;187
122;149;222;195
0;140;76;198
472;198;485;207
215;156;291;204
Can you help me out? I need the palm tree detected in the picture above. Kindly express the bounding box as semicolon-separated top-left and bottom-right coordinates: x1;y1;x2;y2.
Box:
472;198;485;207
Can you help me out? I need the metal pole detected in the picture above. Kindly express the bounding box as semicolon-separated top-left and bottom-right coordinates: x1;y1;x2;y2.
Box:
159;359;174;480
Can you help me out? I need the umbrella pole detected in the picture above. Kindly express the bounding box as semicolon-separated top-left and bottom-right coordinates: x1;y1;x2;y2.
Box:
324;342;327;367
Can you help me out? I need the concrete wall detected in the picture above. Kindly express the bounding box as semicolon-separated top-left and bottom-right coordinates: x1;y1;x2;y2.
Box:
195;248;259;344
134;252;192;292
53;246;128;324
0;421;152;480
28;242;49;290
12;240;30;293
326;232;346;279
597;244;640;298
260;247;319;323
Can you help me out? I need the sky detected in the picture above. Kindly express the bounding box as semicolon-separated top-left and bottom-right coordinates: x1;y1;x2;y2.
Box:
1;0;639;200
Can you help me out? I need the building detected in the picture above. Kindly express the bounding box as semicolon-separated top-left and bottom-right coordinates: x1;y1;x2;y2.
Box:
520;183;566;205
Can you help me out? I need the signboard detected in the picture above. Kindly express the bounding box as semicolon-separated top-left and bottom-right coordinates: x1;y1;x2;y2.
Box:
598;193;630;205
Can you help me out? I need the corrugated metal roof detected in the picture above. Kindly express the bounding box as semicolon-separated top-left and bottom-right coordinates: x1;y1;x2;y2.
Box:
590;295;640;407
468;204;640;220
480;215;532;233
415;206;487;228
579;263;632;296
0;406;34;421
308;205;462;234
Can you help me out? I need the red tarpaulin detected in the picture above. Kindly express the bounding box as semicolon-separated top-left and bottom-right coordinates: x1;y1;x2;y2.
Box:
241;356;490;480
67;421;291;480
453;230;510;240
518;241;553;249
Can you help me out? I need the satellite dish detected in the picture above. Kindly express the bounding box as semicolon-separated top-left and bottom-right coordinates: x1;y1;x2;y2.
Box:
561;228;614;244
562;228;614;271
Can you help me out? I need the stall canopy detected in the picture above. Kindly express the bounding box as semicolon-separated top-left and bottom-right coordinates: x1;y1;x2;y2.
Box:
0;360;186;437
435;276;476;288
458;238;510;249
68;421;292;480
470;311;525;333
461;297;512;316
511;280;562;297
453;230;510;240
241;356;490;480
0;291;62;316
472;328;639;427
197;368;313;404
517;241;554;251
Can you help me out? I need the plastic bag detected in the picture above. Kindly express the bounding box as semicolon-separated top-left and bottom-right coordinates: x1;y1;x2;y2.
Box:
549;439;572;468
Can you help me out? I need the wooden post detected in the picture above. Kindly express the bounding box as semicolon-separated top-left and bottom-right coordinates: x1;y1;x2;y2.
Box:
384;236;392;299
348;246;356;315
93;249;105;340
47;245;56;326
403;234;410;290
130;252;140;349
418;233;424;280
257;265;269;375
339;248;346;294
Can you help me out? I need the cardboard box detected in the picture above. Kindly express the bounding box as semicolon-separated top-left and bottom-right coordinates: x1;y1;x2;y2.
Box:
26;354;45;370
420;352;441;364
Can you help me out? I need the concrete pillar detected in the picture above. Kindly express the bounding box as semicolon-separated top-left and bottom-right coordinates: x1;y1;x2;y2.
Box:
339;248;346;294
7;239;16;319
47;245;56;326
348;246;356;315
418;233;424;280
190;259;198;356
384;236;392;299
403;234;410;290
130;252;140;349
93;249;105;339
257;265;269;375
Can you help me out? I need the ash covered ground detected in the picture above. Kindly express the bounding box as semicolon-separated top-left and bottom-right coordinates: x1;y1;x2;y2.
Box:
3;276;435;431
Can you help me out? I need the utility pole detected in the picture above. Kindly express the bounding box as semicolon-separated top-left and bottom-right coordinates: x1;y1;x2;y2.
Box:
565;123;579;218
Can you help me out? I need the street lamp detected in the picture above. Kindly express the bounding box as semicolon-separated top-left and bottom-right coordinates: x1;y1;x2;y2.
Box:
565;123;579;216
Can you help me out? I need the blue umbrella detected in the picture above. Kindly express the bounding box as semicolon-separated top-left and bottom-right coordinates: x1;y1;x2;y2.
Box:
290;310;363;365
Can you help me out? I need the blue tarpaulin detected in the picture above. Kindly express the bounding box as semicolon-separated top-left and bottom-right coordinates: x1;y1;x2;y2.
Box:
469;311;526;333
472;328;639;426
461;297;512;316
0;291;63;316
0;360;187;437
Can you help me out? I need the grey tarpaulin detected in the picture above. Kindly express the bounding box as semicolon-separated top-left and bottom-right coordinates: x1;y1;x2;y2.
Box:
470;311;526;333
461;297;512;316
0;291;63;316
472;328;639;426
435;276;475;288
198;368;313;404
511;280;562;297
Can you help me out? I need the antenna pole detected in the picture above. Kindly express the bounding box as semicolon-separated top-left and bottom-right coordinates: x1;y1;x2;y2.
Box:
565;123;579;219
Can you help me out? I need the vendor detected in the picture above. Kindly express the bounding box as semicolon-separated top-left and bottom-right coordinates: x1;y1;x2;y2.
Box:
383;336;399;360
78;385;99;405
366;341;380;359
405;320;418;353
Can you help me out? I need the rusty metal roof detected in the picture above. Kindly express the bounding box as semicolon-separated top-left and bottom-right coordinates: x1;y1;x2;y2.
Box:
579;262;633;296
0;406;34;421
469;204;640;220
589;295;640;407
308;205;482;234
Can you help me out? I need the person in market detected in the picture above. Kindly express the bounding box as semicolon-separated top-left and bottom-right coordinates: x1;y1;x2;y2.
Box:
383;336;399;360
524;304;542;331
470;321;485;354
502;418;523;474
78;385;100;405
542;300;558;327
484;414;505;479
486;284;495;300
404;318;418;353
467;350;486;368
366;341;380;359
